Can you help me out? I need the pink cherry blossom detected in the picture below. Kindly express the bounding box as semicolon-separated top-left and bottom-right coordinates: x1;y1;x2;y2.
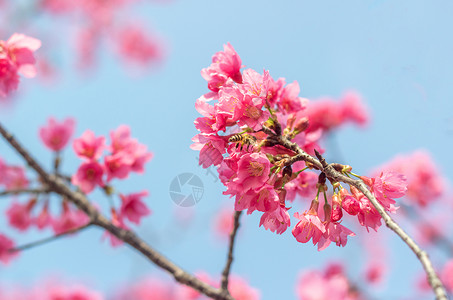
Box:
229;275;260;300
213;206;235;238
339;188;360;215
209;42;243;84
35;200;52;230
115;24;163;67
110;125;134;153
104;151;134;181
73;130;105;160
285;171;318;202
4;33;41;78
6;199;36;231
113;277;174;300
119;191;151;225
259;205;291;234
317;222;355;251
0;233;18;264
441;259;453;292
39;117;75;151
235;184;279;214
52;202;90;234
46;284;104;300
236;153;270;191
277;81;307;114
1;165;29;189
296;266;352;300
292;208;326;245
0;58;19;97
375;150;444;207
72;161;104;193
362;170;407;212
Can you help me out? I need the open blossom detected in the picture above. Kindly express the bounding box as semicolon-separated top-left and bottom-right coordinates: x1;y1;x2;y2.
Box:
0;58;19;97
52;202;90;234
361;170;407;212
375;150;444;207
72;161;104;193
0;33;41;97
73;130;105;160
296;264;354;300
39;117;75;151
46;284;104;300
0;233;18;264
317;222;355;251
441;259;453;292
202;42;243;86
115;24;163;67
1;165;29;189
119;191;151;225
292;208;326;245
236;153;270;191
6;199;36;231
229;275;260;300
235;184;279;214
259;205;291;234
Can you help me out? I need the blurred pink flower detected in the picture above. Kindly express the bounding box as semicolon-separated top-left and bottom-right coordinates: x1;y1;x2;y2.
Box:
39;117;75;151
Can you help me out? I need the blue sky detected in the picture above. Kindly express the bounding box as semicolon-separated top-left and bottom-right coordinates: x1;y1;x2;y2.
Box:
1;1;453;299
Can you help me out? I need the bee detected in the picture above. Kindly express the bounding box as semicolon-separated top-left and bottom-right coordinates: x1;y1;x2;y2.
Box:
228;133;257;151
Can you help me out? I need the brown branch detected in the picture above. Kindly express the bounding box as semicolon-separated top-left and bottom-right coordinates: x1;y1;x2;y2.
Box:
264;122;448;300
9;223;93;252
0;187;51;197
0;122;234;300
220;211;242;293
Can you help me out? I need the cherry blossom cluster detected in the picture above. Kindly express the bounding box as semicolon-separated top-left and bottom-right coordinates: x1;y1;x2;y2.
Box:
0;33;41;98
0;117;153;263
0;1;164;79
296;263;363;300
373;150;444;207
192;43;408;250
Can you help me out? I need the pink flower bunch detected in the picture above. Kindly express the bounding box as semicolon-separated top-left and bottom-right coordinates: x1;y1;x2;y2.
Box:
72;125;153;194
39;0;165;71
304;91;369;133
373;150;444;207
295;263;362;300
193;44;384;250
115;24;164;68
0;33;41;97
5;197;89;234
0;158;29;190
0;233;18;264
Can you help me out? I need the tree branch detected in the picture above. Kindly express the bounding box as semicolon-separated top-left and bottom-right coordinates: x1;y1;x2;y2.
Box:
0;187;51;197
266;123;448;300
220;211;242;293
9;223;93;252
0;122;234;300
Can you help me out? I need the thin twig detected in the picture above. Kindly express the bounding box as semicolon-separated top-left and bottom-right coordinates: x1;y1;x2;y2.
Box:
0;122;234;300
0;187;51;197
9;222;92;252
220;211;242;293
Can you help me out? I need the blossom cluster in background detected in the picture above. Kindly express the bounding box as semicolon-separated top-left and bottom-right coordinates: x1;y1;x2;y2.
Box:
0;116;153;264
0;0;166;101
